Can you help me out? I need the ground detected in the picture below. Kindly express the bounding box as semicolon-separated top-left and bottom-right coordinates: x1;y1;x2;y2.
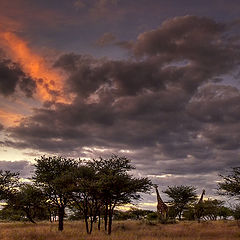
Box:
0;220;239;240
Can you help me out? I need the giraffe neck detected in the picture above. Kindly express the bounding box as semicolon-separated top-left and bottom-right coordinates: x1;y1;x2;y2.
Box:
199;190;205;203
155;187;164;204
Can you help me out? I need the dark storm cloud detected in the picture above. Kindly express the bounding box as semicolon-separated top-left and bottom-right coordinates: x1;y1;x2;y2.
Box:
4;16;240;191
0;123;3;131
19;77;37;98
0;58;24;96
0;52;36;97
132;16;225;57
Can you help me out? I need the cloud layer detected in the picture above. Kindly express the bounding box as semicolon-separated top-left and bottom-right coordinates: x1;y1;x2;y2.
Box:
1;15;240;197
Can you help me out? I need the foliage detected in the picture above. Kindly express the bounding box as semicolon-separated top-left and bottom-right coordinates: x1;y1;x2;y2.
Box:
164;185;197;220
68;164;101;234
87;155;152;234
6;183;48;223
0;206;24;221
233;205;240;220
30;155;152;235
200;199;224;221
182;206;195;220
146;212;158;221
218;167;240;199
218;206;232;220
114;208;153;220
0;170;19;199
33;156;79;231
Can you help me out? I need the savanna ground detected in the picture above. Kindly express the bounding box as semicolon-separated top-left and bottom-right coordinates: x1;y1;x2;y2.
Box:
0;220;239;240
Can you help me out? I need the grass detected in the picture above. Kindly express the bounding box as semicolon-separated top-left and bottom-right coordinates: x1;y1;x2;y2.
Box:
0;220;239;240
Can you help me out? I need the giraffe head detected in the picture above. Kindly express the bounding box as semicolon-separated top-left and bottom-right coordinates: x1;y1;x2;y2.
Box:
202;189;205;195
153;184;158;190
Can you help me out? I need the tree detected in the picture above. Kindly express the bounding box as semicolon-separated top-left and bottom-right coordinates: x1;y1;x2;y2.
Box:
33;156;78;231
0;170;19;200
200;199;224;221
233;205;240;227
218;167;240;199
218;206;232;220
163;185;197;220
69;164;101;234
7;184;47;223
88;155;152;234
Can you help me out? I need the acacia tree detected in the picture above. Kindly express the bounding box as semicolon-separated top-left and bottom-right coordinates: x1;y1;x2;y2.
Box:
218;167;240;199
7;183;47;223
164;185;197;220
200;199;226;221
0;170;19;199
88;155;152;235
33;156;78;231
69;164;102;234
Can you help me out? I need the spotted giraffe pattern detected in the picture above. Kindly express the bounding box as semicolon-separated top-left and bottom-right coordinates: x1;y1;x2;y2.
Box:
154;185;168;218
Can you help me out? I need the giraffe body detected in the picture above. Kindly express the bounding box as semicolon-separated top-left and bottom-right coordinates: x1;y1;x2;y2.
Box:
195;189;205;222
154;185;168;219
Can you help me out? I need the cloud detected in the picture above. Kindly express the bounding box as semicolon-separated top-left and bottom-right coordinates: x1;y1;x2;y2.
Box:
96;32;116;47
73;0;124;21
0;160;33;178
0;51;36;97
132;16;225;57
2;32;68;103
3;16;240;195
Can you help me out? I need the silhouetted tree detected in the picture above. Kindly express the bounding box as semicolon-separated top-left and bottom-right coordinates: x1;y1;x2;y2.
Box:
0;170;19;199
164;185;197;220
218;167;240;199
7;184;47;223
33;156;78;231
69;164;101;234
200;199;224;221
88;155;152;234
233;205;240;227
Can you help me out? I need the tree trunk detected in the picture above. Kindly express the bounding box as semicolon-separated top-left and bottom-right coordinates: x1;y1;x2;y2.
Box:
84;214;89;234
25;210;36;224
178;209;182;220
104;203;108;231
89;217;93;234
58;206;65;231
108;206;113;235
98;211;101;230
48;208;52;223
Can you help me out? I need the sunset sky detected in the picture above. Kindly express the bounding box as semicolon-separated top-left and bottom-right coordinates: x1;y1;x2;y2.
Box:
1;0;240;208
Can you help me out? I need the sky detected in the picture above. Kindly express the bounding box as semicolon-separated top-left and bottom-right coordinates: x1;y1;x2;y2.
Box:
0;0;240;209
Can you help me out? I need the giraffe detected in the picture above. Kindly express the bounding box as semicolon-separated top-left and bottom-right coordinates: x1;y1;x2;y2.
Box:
195;189;205;222
154;184;168;220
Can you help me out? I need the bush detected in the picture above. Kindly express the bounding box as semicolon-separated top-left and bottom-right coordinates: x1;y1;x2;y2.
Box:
146;212;158;221
233;205;240;220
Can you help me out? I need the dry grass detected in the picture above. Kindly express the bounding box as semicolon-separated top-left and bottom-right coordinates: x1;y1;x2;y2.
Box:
0;220;239;240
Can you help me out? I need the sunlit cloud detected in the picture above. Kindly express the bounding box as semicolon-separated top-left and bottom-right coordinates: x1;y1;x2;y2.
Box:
1;32;71;104
0;109;23;127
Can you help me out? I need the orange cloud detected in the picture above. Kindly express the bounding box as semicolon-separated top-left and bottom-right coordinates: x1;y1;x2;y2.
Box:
0;109;23;127
1;32;70;104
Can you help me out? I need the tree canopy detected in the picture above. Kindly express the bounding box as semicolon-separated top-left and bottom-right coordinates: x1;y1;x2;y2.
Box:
164;185;197;220
218;167;240;199
33;156;79;231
